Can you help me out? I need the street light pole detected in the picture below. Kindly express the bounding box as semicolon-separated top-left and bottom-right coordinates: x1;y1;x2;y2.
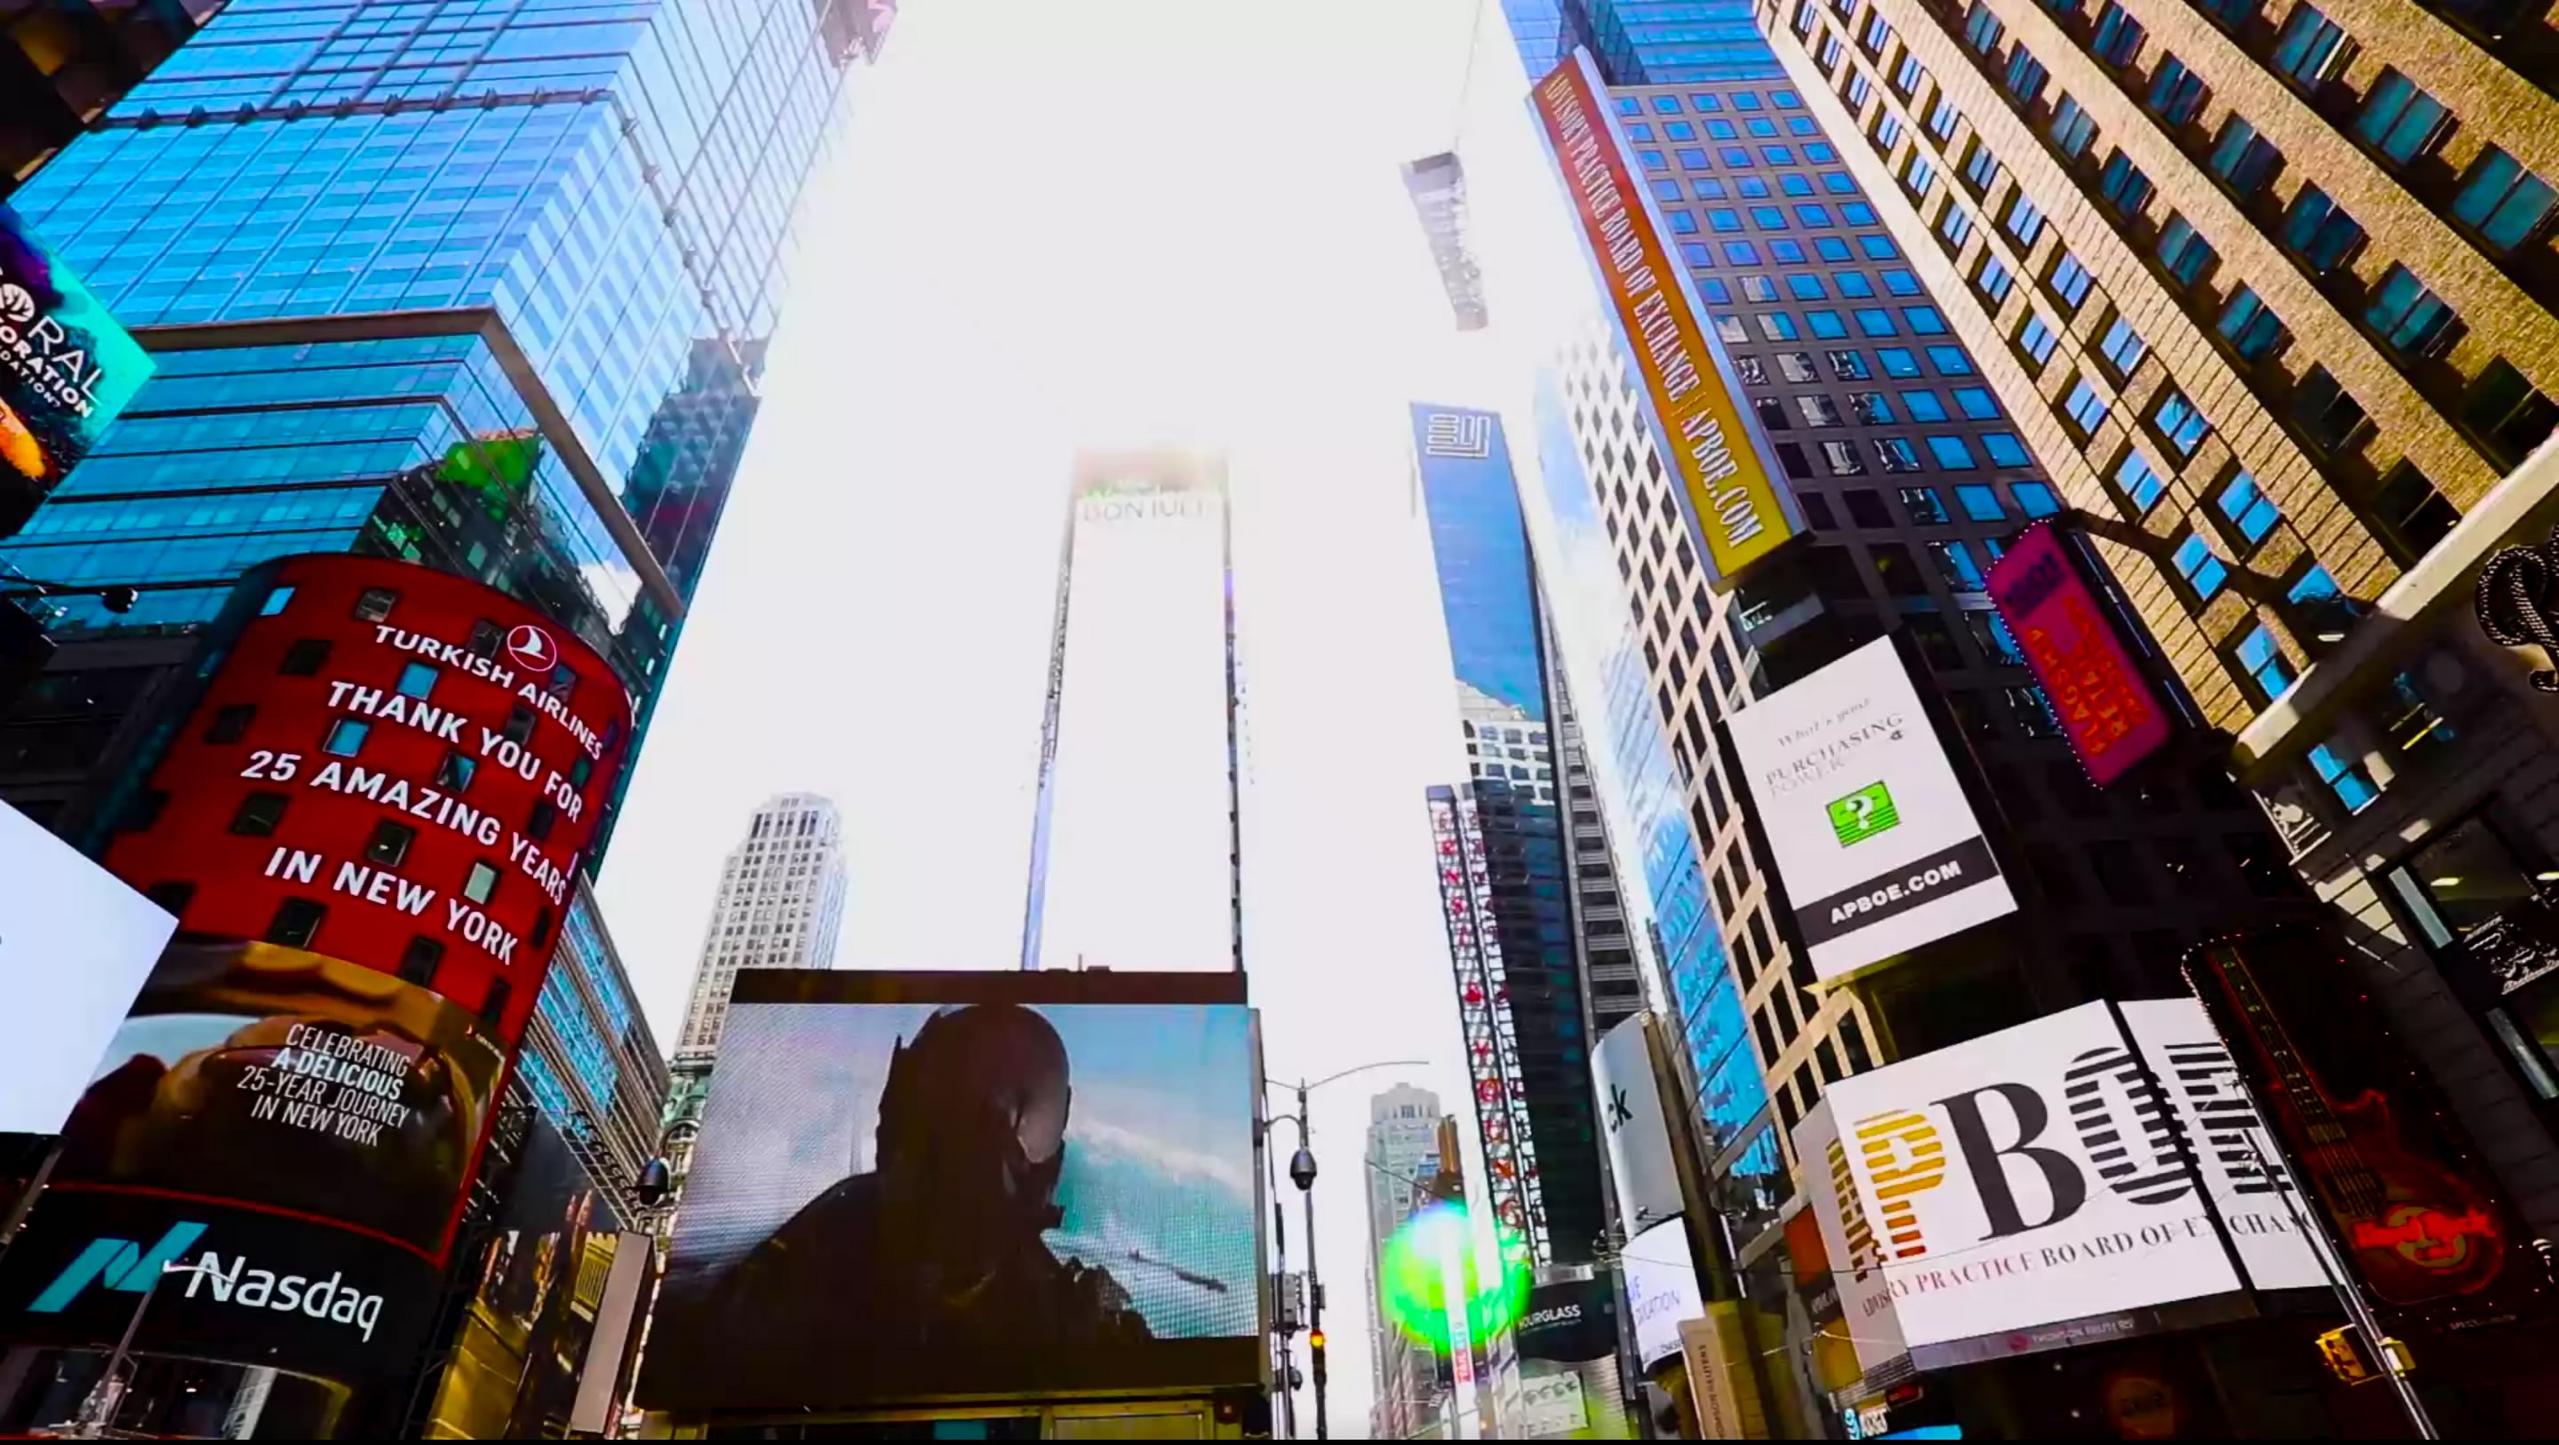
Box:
1265;1059;1427;1441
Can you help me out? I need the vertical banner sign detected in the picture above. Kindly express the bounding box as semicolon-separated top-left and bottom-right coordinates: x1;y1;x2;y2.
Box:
1591;1013;1683;1231
1985;525;2173;787
0;205;154;510
1529;50;1802;589
1428;785;1548;1259
1680;1305;1769;1440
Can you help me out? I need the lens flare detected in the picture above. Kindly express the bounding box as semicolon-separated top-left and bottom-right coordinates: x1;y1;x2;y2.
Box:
1376;1202;1530;1353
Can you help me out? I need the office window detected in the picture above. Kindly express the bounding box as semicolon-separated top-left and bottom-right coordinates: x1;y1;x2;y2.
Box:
1720;145;1754;166
1830;349;1873;379
323;718;371;758
1643;149;1669;171
1848;71;1875;107
2098;150;2154;217
2309;741;2380;813
2217;287;2290;361
2238;625;2293;700
464;861;501;905
1939;205;1975;248
2049;252;2094;309
1809;142;1840;163
2207;117;2283;192
1964;142;1999;192
2156;215;2215;286
1766;145;1799;165
2364;265;2459;359
2014;480;2063;516
1773;239;1811;264
1794;203;1833;227
2092;3;2146;64
1779;351;1821;381
1809;309;1851;339
1700;276;1733;303
1782;173;1815;197
1927;97;1962;142
2287;565;2361;642
2004;50;2048;104
1905;306;1947;335
2354;70;2447;164
1742;274;1781;302
1855;308;1897;337
2371;462;2459;564
1983;433;2032;467
1816;236;1854;261
2020;313;2059;364
1666;121;1698;140
2292;366;2369;454
266;899;326;950
2462;360;2559;469
1798;395;1847;427
1837;271;1877;298
1691;93;1724;111
2064;378;2108;432
1748;117;1781;138
2154;391;2211;457
1859;235;1898;260
2282;186;2365;274
2050;94;2096;159
1652;178;1685;203
1927;435;1978;469
1894;56;1927;96
229;792;288;838
2146;58;2207;125
2115;452;2166;510
1928;345;1974;375
1862;11;1893;50
1876;437;1924;473
1734;352;1767;383
1674;146;1709;168
395;661;437;701
1852;391;1897;424
1789;115;1820;135
1881;269;1923;297
1903;390;1949;423
1957;483;2006;521
2173;534;2229;601
1963;1;2006;52
2453;148;2558;252
1844;202;1880;226
1723;241;1761;264
1653;95;1684;114
1933;541;1991;592
1683;242;1716;268
2002;194;2047;248
1955;386;2000;420
367;820;418;868
1710;118;1741;140
2271;5;2351;88
1775;88;1802;108
1752;205;1789;230
1618;97;1645;116
1904;154;1939;197
1879;347;1923;378
2218;474;2282;544
1734;91;1764;110
1823;171;1858;195
1629;121;1657;142
1822;440;1869;475
1788;274;1828;301
1760;313;1803;341
2099;317;2148;375
1692;209;1723;234
1715;314;1748;344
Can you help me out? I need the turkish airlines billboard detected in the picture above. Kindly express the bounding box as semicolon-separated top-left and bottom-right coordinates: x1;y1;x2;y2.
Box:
1792;1000;2322;1375
1726;636;2016;980
104;554;633;1048
1528;50;1803;588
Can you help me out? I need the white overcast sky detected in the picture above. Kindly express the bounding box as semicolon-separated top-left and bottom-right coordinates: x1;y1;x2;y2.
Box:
593;0;1547;1427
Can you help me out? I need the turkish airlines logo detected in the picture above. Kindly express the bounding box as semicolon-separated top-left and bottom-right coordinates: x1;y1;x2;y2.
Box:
503;623;556;675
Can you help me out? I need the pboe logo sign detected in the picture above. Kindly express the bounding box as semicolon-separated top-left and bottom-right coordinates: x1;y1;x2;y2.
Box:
1793;1000;2322;1373
32;1220;388;1341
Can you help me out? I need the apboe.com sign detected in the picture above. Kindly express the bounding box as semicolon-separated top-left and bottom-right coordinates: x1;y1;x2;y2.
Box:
1792;1000;2324;1375
1726;636;2017;980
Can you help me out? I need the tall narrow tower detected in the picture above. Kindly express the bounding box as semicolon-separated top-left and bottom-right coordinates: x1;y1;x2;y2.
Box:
1021;449;1241;973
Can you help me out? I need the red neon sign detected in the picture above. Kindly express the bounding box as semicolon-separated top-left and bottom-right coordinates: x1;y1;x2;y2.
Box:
103;555;633;1049
1986;524;2173;787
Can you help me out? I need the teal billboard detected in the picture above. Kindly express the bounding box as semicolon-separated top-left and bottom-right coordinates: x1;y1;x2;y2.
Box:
0;204;152;507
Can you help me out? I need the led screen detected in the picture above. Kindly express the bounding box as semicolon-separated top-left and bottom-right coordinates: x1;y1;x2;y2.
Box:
642;984;1261;1408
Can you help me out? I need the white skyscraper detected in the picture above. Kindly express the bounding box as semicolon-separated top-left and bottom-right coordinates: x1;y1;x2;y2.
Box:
672;793;849;1066
1364;1084;1450;1440
1020;448;1240;973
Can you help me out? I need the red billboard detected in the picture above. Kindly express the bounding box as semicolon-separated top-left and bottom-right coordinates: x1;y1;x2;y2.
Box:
1985;524;2172;787
104;554;633;1048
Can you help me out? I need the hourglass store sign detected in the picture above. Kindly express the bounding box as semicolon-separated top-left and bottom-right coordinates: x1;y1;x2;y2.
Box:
1791;1000;2325;1375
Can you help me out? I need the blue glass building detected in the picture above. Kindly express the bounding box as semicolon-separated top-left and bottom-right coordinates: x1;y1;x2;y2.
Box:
1503;1;1779;84
1411;402;1634;1266
0;0;881;846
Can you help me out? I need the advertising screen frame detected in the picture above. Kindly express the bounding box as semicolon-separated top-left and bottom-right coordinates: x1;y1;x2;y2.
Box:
0;203;155;516
0;798;175;1135
638;968;1265;1413
1985;524;2174;788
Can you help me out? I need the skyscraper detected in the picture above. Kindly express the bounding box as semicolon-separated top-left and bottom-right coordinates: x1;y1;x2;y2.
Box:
0;0;884;851
1412;402;1626;1266
1503;2;1786;85
1363;1084;1451;1442
1021;448;1241;973
1752;0;2559;1228
672;792;848;1067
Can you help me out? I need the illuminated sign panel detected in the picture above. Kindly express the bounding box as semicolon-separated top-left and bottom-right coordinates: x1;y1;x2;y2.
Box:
104;554;634;1048
1528;50;1801;588
1791;1000;2323;1375
1986;525;2173;787
640;969;1262;1409
0;204;153;516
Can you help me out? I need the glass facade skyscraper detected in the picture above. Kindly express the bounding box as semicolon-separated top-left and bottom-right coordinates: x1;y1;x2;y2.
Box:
1504;1;1780;85
0;0;877;844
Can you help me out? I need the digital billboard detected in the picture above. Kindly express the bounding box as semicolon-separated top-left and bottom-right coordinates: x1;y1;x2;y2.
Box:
1025;450;1236;973
1591;1012;1683;1233
1985;525;2173;788
0;204;154;517
1725;635;2018;980
639;970;1263;1410
1528;51;1803;588
0;798;175;1134
103;554;634;1049
1621;1217;1702;1368
52;940;505;1262
1790;999;2323;1376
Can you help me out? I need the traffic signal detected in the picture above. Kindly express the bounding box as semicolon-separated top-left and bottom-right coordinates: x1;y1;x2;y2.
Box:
1308;1328;1325;1352
1309;1328;1328;1387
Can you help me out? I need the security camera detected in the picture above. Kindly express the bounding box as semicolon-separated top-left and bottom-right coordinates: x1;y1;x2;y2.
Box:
1288;1146;1318;1192
100;586;138;614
